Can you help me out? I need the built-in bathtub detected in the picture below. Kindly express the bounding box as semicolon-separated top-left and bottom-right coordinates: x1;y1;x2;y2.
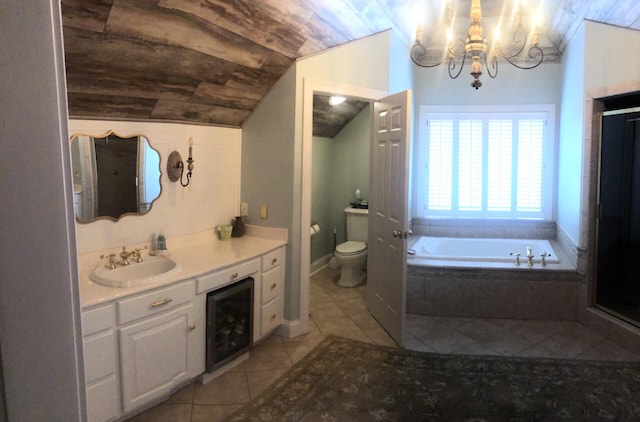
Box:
407;236;580;320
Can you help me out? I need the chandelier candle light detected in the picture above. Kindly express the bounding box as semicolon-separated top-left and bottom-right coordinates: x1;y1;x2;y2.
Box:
411;0;543;89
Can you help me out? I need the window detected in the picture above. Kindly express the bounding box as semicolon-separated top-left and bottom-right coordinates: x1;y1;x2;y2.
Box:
419;105;554;219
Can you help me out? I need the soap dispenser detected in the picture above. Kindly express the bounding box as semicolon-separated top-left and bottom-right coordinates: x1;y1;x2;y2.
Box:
156;230;166;250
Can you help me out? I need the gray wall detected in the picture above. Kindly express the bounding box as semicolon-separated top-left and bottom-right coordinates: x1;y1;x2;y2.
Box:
0;0;85;420
330;105;372;246
311;137;334;263
241;65;297;319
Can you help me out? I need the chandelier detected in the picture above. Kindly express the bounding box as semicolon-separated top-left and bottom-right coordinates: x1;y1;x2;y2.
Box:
410;0;543;89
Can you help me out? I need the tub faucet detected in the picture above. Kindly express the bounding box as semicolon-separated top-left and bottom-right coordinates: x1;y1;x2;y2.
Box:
526;247;534;266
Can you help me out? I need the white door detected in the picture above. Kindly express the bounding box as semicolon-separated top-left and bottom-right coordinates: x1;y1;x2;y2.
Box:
367;90;411;347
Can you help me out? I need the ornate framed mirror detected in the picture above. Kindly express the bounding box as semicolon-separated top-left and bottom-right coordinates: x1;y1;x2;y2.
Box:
70;130;162;222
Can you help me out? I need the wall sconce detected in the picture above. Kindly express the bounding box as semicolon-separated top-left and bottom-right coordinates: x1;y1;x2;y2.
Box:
167;138;194;187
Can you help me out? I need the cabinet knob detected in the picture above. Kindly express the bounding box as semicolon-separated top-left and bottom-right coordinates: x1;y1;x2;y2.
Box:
189;323;196;330
271;258;277;265
231;272;238;279
271;283;277;290
270;314;276;320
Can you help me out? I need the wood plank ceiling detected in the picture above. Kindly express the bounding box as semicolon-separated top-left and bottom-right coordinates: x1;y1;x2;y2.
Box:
62;0;640;131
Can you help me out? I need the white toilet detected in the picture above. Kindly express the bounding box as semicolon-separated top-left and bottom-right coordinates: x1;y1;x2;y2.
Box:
335;207;368;287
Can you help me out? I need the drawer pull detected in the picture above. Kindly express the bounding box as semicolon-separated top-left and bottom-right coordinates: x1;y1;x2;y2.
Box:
271;258;277;265
189;323;196;330
270;314;277;321
230;272;238;279
150;298;172;308
271;283;277;290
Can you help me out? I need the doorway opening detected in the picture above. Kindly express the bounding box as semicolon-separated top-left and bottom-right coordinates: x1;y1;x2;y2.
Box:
310;94;371;276
299;79;386;337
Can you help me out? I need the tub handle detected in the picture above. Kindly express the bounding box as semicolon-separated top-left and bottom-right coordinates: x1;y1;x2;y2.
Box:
510;252;521;266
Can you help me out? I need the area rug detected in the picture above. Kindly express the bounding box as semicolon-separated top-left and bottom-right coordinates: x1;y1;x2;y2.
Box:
229;335;640;421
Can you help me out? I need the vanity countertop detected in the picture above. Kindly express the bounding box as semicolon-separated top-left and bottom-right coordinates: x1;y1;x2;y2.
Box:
78;226;287;309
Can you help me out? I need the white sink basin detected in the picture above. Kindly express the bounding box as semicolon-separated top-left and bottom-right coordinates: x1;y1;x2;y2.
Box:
90;255;182;288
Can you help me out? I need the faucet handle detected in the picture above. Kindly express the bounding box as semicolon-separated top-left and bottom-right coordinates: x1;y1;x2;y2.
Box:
540;252;550;266
133;246;148;263
100;253;117;269
509;252;521;266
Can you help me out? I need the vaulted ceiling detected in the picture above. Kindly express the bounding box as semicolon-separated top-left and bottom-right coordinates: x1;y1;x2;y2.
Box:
62;0;640;130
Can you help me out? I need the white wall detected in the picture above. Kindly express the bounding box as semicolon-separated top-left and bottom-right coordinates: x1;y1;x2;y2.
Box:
557;24;586;247
557;21;640;248
0;1;85;420
69;120;242;254
584;22;640;91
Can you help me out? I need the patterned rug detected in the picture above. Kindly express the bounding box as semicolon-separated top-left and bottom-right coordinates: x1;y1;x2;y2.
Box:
229;335;640;421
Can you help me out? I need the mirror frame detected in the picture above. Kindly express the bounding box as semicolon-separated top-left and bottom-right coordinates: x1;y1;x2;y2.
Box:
70;130;163;223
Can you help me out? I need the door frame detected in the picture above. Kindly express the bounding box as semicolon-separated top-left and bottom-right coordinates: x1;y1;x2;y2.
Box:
299;78;387;334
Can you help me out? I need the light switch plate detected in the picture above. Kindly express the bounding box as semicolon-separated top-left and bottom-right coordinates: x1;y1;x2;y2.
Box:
260;204;268;219
241;202;248;217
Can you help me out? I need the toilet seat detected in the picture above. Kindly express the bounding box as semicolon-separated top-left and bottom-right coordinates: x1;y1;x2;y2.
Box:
335;241;367;256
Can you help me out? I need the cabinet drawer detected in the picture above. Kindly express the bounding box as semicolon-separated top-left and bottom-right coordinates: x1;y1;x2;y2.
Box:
261;247;285;272
196;258;260;294
86;376;119;422
83;304;115;336
261;265;283;304
260;297;283;336
117;281;193;324
84;330;116;383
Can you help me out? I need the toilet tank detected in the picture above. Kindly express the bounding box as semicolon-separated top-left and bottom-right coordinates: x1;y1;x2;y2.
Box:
345;207;368;242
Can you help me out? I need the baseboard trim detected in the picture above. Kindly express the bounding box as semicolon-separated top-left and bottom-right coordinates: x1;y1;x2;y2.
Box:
310;254;332;276
277;318;309;339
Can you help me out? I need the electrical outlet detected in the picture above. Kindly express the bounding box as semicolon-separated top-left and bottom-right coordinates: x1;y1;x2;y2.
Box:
241;202;248;217
260;204;268;219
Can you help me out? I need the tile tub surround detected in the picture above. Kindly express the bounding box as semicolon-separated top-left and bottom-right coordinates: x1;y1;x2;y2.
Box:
411;218;557;239
407;265;581;320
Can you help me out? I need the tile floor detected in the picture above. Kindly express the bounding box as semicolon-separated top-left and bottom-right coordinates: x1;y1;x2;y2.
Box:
127;267;640;421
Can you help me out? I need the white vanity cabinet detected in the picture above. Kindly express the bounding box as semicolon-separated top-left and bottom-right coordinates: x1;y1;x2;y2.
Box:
82;304;120;422
117;280;204;414
258;246;285;339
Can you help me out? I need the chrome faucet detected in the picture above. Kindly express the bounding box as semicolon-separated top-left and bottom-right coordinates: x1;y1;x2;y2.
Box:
526;246;534;266
119;246;134;266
